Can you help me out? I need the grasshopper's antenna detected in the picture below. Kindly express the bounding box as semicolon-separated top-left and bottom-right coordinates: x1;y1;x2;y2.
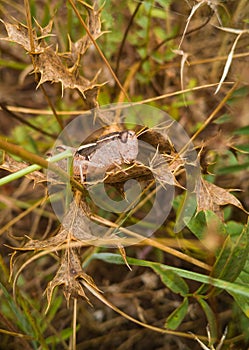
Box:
136;126;149;138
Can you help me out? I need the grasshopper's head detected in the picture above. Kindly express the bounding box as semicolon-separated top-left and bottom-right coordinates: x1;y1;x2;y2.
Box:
119;130;136;143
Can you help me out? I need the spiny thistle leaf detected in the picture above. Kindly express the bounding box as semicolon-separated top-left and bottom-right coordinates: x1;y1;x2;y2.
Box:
45;248;101;310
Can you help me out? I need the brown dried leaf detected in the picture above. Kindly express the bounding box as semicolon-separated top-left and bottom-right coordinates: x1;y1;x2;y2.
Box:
197;178;247;219
117;245;131;270
104;162;152;183
62;199;96;242
70;1;105;60
83;84;101;109
34;17;54;38
33;47;102;101
45;248;100;309
85;1;103;39
168;153;185;174
24;228;68;250
0;21;37;51
148;151;175;188
138;127;173;154
1;19;101;106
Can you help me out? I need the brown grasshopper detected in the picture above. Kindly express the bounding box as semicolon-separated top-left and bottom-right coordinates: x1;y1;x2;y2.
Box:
56;130;138;183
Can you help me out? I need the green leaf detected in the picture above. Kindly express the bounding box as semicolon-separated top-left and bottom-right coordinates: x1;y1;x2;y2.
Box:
217;162;249;174
212;222;249;282
233;304;249;341
165;297;188;330
41;295;63;333
226;221;245;238
19;296;48;349
188;210;226;241
45;327;74;345
234;125;249;135
187;210;206;239
205;210;226;233
230;283;249;317
174;192;197;233
234;144;249;153
90;253;249;299
228;87;249;104
151;266;189;296
197;298;217;343
228;224;249;316
236;259;249;285
0;282;32;336
214;113;232;124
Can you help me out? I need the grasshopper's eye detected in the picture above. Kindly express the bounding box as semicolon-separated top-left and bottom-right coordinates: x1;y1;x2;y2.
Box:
128;130;135;137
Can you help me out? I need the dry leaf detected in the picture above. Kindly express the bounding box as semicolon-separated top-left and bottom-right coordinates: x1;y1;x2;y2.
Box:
117;244;131;270
148;150;175;188
196;178;247;219
62;199;96;242
33;47;101;98
214;29;246;94
1;17;102;107
0;20;38;51
45;248;101;308
70;1;105;61
24;228;68;250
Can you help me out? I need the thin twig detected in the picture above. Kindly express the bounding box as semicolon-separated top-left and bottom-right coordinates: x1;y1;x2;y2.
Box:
0;103;57;139
123;11;213;83
72;298;77;350
67;0;131;102
24;0;65;131
114;2;142;75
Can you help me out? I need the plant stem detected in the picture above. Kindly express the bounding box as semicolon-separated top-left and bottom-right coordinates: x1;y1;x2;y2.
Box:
0;137;85;193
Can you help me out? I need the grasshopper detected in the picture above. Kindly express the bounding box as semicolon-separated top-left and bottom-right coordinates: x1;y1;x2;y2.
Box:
56;130;138;183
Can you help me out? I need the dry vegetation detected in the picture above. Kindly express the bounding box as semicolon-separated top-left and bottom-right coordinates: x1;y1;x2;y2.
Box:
0;1;249;349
